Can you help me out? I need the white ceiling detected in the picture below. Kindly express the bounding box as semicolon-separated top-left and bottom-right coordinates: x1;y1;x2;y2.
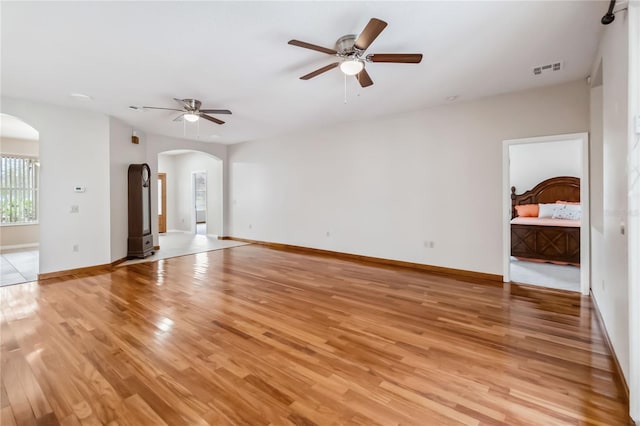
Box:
0;114;39;140
1;1;605;145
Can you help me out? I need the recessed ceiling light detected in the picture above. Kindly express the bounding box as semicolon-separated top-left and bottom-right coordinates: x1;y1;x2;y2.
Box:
70;93;92;100
446;95;458;102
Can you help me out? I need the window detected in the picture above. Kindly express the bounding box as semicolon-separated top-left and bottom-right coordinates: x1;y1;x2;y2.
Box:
0;155;39;224
194;172;206;212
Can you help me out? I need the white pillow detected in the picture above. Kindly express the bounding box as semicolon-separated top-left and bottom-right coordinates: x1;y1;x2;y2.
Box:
538;203;560;218
553;204;582;220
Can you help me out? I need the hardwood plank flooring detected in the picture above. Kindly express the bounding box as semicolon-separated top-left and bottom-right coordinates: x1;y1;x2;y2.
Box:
0;244;629;425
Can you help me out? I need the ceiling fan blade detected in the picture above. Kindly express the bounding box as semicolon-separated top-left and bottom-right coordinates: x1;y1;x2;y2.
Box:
288;39;337;55
356;69;374;88
200;114;225;125
300;62;339;80
142;106;184;112
354;18;387;51
367;53;423;63
200;109;232;115
173;114;184;122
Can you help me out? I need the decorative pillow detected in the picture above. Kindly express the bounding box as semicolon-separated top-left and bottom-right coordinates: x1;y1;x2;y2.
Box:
552;204;582;220
538;203;561;218
556;200;581;205
515;204;539;217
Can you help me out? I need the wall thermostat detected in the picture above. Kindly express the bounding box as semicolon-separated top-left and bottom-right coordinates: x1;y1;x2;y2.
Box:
74;186;86;193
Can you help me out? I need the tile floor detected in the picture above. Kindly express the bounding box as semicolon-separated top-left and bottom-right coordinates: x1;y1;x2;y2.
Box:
510;256;580;292
1;249;38;286
120;231;247;266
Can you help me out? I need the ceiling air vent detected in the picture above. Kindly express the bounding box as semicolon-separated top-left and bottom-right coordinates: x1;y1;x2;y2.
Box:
532;61;563;76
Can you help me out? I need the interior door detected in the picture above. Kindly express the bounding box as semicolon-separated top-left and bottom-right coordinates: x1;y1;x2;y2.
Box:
158;173;166;233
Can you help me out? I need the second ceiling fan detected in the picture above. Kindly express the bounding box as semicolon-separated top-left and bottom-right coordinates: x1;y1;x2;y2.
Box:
142;98;231;125
288;18;423;88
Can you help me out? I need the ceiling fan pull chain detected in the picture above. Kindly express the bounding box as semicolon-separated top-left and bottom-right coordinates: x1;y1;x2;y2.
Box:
197;117;200;139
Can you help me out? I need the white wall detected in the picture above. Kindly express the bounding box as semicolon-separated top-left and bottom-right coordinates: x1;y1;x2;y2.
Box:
627;1;640;421
591;85;604;233
1;97;111;273
158;152;223;235
0;226;39;249
0;137;39;156
589;8;630;387
229;80;589;276
109;117;147;262
509;140;582;193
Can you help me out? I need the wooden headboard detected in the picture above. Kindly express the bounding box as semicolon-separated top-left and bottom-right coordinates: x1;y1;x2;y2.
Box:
511;176;580;218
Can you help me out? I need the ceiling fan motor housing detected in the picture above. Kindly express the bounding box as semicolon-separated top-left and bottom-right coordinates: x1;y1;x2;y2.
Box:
335;34;359;57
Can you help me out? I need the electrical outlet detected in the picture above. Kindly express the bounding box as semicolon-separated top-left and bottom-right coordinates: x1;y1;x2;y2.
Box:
423;240;435;248
70;205;79;213
429;241;435;248
73;244;79;252
326;231;330;237
249;224;252;229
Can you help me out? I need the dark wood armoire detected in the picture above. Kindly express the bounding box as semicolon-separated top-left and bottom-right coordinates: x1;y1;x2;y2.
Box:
127;163;154;258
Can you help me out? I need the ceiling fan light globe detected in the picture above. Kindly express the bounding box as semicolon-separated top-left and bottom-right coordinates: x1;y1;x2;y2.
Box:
340;60;364;76
184;113;199;122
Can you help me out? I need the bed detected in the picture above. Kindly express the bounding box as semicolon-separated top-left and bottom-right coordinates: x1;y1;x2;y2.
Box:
510;176;581;265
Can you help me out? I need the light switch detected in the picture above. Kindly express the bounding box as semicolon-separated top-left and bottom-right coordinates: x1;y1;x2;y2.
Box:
70;205;79;213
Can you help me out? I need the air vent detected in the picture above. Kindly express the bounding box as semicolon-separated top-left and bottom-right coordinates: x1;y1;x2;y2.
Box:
532;61;563;76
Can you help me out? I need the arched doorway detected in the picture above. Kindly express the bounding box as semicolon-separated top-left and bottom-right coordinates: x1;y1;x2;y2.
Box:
0;114;40;286
157;149;223;236
122;148;245;264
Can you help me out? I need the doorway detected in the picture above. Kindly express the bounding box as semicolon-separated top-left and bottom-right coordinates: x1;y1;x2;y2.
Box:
193;171;207;235
157;149;223;237
0;114;40;286
502;133;590;295
158;173;166;233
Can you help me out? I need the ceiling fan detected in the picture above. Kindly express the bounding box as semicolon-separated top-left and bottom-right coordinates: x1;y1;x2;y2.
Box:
141;98;231;125
288;18;423;88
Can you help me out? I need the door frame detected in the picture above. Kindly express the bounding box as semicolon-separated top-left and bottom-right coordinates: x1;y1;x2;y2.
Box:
502;132;590;295
157;173;166;233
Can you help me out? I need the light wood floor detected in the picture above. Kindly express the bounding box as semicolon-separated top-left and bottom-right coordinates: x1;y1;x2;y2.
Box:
0;244;629;425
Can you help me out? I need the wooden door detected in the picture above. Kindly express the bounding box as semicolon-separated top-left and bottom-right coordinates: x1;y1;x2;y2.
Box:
158;173;167;233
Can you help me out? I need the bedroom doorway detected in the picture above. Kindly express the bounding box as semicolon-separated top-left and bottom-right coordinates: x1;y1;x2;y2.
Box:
502;133;590;295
